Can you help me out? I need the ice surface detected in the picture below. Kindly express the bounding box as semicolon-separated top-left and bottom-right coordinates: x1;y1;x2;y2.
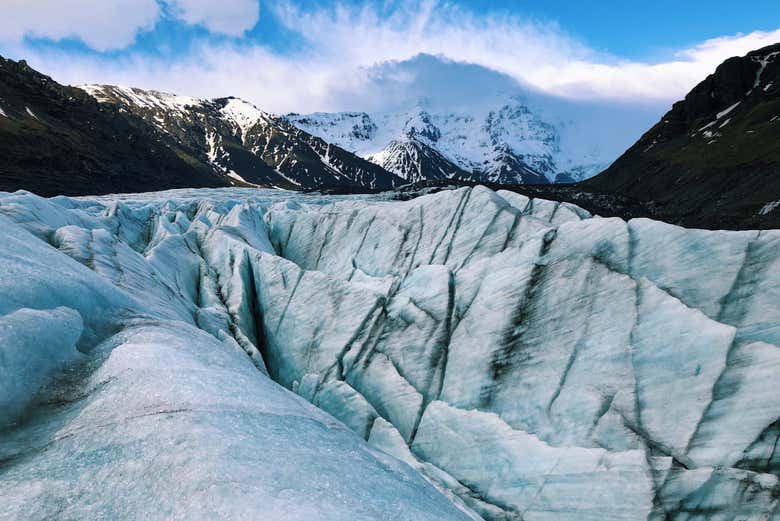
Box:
0;307;83;426
0;320;466;521
1;185;778;520
0;190;469;521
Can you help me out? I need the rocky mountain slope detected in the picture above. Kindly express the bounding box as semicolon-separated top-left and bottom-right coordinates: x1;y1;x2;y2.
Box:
2;186;778;520
0;56;229;197
82;85;403;191
0;55;404;197
286;96;607;185
587;42;780;229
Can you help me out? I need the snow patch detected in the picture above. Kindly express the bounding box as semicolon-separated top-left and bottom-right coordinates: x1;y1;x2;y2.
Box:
716;101;741;120
80;84;202;115
698;119;718;132
220;98;270;144
227;170;247;183
205;129;218;164
753;51;779;88
759;199;780;215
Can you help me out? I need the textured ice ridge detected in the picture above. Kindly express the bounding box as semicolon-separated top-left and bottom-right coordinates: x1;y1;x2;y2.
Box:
1;185;779;520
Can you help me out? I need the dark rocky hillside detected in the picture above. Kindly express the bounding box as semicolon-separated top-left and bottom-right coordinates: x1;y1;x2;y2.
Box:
585;42;780;229
0;56;228;197
0;56;403;197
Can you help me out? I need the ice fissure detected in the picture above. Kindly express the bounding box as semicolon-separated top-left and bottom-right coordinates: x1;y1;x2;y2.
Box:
1;186;779;520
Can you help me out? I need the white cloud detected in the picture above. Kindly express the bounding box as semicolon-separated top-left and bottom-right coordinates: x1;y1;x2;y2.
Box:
21;44;352;114
165;0;260;37
525;30;780;101
5;1;779;113
0;0;159;51
0;0;260;51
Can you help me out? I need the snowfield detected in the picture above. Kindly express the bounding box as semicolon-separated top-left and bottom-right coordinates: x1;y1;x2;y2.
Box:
1;186;779;520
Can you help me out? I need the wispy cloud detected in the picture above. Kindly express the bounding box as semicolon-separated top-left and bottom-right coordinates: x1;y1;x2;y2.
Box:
525;30;780;101
269;1;780;103
3;1;779;113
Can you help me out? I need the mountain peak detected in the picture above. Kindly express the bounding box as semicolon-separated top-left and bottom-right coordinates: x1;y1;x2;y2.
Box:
79;84;404;191
287;95;602;185
218;96;272;143
402;109;441;142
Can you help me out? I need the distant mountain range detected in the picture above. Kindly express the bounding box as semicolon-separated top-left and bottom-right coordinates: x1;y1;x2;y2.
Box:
86;86;611;189
400;43;780;230
81;85;402;191
286;96;607;185
0;56;402;196
1;45;779;229
0;54;621;197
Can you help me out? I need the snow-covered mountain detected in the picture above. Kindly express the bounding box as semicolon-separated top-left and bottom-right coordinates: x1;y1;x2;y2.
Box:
286;95;609;184
80;84;404;190
2;186;778;520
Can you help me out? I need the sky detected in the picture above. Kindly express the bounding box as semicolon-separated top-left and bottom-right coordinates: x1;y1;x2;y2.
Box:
1;0;779;115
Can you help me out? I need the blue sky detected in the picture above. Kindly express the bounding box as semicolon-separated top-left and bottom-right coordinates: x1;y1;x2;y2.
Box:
1;1;779;113
462;0;780;59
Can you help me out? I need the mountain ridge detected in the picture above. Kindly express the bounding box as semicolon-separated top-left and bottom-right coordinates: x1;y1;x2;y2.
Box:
285;95;606;186
81;84;404;191
0;54;407;197
0;56;229;197
585;42;780;229
3;46;779;230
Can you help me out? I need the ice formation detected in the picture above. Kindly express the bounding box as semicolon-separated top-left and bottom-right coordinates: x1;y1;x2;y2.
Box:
1;186;778;520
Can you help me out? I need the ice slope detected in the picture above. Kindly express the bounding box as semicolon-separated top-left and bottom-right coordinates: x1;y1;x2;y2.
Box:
0;191;471;521
1;186;779;520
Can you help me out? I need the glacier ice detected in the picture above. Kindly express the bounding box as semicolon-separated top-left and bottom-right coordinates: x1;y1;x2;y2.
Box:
0;319;467;520
1;185;779;520
0;191;469;521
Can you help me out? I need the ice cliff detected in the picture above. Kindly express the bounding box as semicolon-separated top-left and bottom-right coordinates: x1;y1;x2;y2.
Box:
1;186;778;520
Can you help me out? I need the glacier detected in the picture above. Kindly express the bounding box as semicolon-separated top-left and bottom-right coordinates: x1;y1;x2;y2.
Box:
0;186;778;520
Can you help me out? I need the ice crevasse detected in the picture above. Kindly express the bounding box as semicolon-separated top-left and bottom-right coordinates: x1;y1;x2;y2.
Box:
0;185;778;520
